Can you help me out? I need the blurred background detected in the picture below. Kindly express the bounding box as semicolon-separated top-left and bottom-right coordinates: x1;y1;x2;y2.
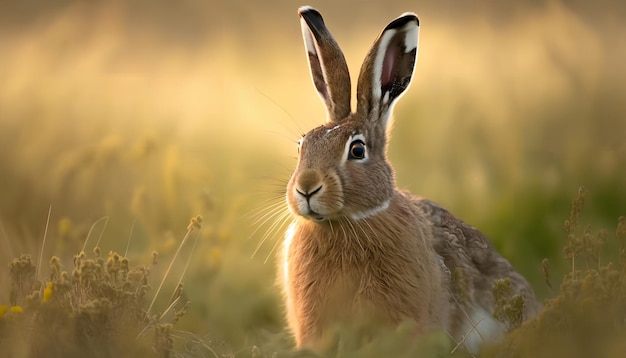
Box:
0;0;624;352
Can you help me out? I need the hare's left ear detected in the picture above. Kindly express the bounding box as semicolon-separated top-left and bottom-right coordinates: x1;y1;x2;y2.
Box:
355;13;419;128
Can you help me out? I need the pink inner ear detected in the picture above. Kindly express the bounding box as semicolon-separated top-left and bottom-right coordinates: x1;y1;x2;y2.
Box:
381;44;399;87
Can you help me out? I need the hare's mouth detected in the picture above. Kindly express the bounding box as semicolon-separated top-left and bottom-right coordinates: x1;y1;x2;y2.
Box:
304;210;326;222
298;205;326;222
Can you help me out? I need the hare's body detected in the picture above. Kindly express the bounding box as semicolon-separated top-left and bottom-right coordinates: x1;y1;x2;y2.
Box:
282;190;449;346
280;6;539;353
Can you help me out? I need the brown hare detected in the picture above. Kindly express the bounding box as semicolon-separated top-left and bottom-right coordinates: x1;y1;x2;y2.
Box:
280;5;540;353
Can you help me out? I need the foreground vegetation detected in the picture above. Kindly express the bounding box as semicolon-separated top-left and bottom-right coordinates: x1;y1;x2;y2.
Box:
484;189;626;358
1;188;624;357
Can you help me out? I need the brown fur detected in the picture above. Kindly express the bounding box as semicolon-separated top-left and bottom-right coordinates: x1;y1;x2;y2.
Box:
416;198;541;335
282;191;449;348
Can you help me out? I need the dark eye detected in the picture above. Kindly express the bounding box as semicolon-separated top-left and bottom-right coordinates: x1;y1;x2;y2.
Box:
348;140;366;160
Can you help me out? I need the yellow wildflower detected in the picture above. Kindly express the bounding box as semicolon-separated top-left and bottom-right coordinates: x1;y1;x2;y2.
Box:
10;306;23;313
0;305;7;318
42;282;53;303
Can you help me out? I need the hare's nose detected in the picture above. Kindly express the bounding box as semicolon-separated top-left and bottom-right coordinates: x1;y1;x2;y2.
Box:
295;185;322;199
295;170;323;199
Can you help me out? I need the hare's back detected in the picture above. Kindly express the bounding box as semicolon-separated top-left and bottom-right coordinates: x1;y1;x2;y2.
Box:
412;197;540;351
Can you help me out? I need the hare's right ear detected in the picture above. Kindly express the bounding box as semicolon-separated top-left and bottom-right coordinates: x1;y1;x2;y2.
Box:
298;6;351;123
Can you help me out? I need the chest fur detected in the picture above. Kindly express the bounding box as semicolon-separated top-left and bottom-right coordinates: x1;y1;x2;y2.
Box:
283;214;443;330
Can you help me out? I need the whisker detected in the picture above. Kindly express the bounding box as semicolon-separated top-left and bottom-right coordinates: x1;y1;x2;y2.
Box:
357;217;378;245
246;198;286;222
247;203;288;241
254;86;306;137
244;190;284;207
263;212;292;264
251;216;286;258
248;171;292;184
328;219;335;238
248;184;287;195
342;216;366;254
252;208;290;259
262;128;303;144
353;220;368;252
250;182;289;193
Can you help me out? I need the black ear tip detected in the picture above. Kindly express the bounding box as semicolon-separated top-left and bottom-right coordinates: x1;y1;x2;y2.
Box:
298;5;322;19
385;13;419;31
298;6;327;36
413;15;420;27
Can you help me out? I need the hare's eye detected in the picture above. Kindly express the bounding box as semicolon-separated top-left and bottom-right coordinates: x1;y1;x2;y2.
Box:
348;140;366;160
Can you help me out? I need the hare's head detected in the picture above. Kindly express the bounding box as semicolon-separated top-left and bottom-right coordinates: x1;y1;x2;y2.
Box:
286;6;419;222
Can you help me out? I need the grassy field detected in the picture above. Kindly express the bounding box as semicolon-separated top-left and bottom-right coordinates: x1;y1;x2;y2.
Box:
1;1;625;357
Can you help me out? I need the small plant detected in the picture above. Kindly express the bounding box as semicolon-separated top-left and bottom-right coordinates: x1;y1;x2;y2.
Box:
484;188;626;358
9;254;37;307
0;216;204;358
492;278;525;331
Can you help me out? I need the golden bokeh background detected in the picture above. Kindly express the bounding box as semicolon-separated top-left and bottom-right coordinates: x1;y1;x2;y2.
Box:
1;0;624;353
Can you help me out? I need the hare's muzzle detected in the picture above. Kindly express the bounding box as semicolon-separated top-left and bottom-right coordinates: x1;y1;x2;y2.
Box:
288;169;329;221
